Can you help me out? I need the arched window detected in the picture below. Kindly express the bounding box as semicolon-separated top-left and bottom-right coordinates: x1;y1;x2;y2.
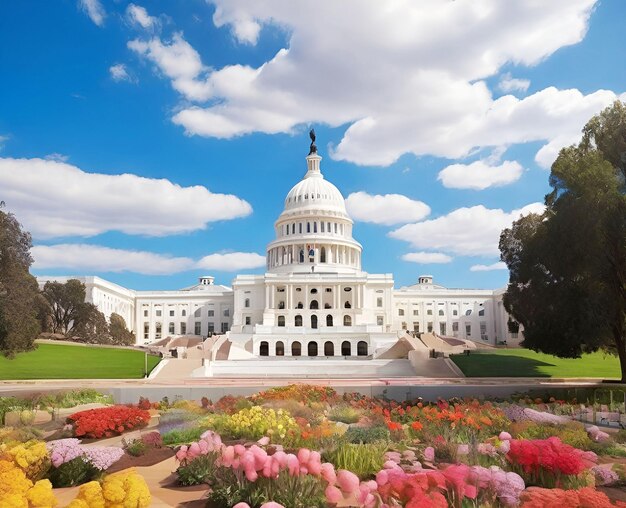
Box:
341;341;351;356
299;249;304;263
260;341;269;356
326;314;333;327
277;316;285;327
292;223;295;234
357;341;368;356
310;300;319;309
311;315;318;329
296;302;304;309
307;222;311;233
344;301;351;309
308;341;318;356
344;315;352;326
295;315;303;327
310;288;318;294
321;222;325;233
314;222;318;233
299;223;302;234
292;341;301;356
321;247;326;263
324;341;334;356
275;341;284;356
244;298;250;308
438;309;444;316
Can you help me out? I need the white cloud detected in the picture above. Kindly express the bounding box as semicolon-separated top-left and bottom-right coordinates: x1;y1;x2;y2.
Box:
197;252;266;271
389;203;545;257
402;252;453;264
31;244;265;274
470;262;507;272
438;160;523;190
78;0;105;26
126;4;158;29
498;72;530;93
345;192;430;226
126;0;624;168
44;153;69;163
109;64;133;82
0;157;252;239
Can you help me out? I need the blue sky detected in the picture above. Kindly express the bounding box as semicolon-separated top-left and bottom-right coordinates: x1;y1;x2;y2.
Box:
0;0;624;290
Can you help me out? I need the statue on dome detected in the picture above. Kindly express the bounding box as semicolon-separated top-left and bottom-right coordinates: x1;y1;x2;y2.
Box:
308;128;317;155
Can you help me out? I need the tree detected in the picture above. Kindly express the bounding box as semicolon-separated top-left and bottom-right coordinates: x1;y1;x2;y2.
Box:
72;303;110;344
109;313;135;346
0;207;41;357
500;101;626;380
41;279;87;335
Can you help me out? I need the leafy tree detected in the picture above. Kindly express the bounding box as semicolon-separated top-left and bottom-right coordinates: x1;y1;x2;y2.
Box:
109;313;135;345
500;101;626;380
72;303;110;344
0;207;41;357
41;279;87;335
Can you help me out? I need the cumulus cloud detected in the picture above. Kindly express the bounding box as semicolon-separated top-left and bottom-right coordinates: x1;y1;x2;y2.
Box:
125;0;625;168
197;252;266;271
44;153;69;163
438;160;523;190
402;252;453;264
345;192;430;226
31;244;265;274
0;157;252;239
78;0;105;26
498;72;530;93
109;64;133;82
126;4;158;29
470;262;507;272
389;203;545;257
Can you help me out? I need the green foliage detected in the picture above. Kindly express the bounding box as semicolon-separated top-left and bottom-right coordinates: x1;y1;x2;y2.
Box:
515;422;593;450
589;441;626;458
108;313;135;346
123;439;147;457
38;389;113;409
614;429;626;444
0;207;41;357
0;396;33;424
176;453;219;486
323;442;386;480
162;426;205;446
72;302;110;344
343;425;390;444
500;101;626;379
48;457;100;488
328;405;361;424
41;279;87;335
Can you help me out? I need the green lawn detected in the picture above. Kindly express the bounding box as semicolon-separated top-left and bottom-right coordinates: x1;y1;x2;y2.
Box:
0;344;161;379
450;349;621;378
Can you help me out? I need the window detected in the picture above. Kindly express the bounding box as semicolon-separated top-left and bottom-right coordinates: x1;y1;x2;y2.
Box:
156;309;162;317
344;301;351;309
308;341;318;356
299;249;304;263
276;341;285;356
207;323;214;333
413;322;420;332
299;223;302;234
320;247;326;263
208;310;214;317
313;222;317;233
452;322;458;333
194;308;201;318
223;309;230;317
245;316;251;325
221;322;229;333
194;322;201;335
143;322;149;340
343;315;352;326
244;298;250;308
324;341;334;356
478;309;485;316
180;322;186;335
311;315;318;329
427;309;433;316
438;310;444;316
292;224;295;234
310;288;318;294
413;310;419;316
295;315;303;327
296;302;303;309
143;309;148;317
325;287;332;293
155;323;162;339
326;314;333;326
439;323;446;335
278;301;285;309
465;309;472;316
277;316;285;327
377;316;384;326
182;309;186;317
344;287;352;292
310;300;319;309
260;341;269;356
321;222;325;232
465;324;472;336
334;223;338;233
342;341;351;356
427;322;433;333
357;341;368;356
480;322;487;340
169;323;175;334
398;309;405;316
377;297;383;307
292;341;302;356
453;310;458;316
307;222;311;233
169;310;175;317
402;322;407;330
324;303;331;309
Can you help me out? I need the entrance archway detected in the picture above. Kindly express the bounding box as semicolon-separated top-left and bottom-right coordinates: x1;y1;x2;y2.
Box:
260;341;269;356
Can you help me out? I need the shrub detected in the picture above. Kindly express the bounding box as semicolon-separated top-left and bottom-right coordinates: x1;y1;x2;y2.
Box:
48;457;100;488
614;429;626;444
0;459;57;507
216;406;298;442
0;396;33;424
515;422;594;450
162;427;206;446
328;405;361;424
251;384;338;405
343;425;390;444
124;439;147;457
0;439;50;481
67;405;150;439
177;453;219;486
322;442;386;480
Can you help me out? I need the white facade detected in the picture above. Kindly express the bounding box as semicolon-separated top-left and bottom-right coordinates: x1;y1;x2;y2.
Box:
37;148;520;352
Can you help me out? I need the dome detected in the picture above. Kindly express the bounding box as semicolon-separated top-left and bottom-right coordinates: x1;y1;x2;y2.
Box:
281;153;349;219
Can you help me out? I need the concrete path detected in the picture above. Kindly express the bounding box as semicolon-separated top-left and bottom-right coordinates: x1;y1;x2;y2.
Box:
150;358;202;380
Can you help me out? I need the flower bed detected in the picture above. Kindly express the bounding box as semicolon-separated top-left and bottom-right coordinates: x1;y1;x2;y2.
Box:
67;405;151;439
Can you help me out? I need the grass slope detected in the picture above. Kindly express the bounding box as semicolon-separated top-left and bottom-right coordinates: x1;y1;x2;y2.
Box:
451;349;621;378
0;344;160;379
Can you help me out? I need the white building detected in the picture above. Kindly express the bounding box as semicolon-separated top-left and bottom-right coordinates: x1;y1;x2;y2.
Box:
37;143;520;360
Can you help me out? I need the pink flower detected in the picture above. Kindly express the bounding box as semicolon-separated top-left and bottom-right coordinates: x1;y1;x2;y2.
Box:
232;504;250;508
336;469;360;494
424;446;435;462
499;431;512;441
259;503;285;508
297;448;311;464
287;454;300;476
376;470;389;486
325;485;343;504
457;444;470;455
320;462;337;485
257;436;270;446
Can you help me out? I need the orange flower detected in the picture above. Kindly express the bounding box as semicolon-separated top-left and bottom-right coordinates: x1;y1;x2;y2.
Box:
411;421;423;431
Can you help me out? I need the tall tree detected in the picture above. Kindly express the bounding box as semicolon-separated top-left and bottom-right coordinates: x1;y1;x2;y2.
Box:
41;279;87;335
72;303;110;344
500;101;626;380
109;313;135;346
0;207;41;357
